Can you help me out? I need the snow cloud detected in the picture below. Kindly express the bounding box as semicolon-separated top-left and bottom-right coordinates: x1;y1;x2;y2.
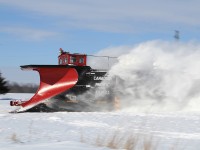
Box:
97;40;200;112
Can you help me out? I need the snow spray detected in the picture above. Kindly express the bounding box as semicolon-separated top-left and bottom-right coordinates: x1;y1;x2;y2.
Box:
102;40;200;113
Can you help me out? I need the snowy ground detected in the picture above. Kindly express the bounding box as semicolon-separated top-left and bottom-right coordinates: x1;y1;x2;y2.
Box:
0;93;200;150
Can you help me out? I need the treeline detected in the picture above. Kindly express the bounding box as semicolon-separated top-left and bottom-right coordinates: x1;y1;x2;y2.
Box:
8;82;38;93
0;71;38;94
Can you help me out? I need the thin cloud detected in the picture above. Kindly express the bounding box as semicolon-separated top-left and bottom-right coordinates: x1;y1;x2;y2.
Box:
0;26;58;41
0;0;200;33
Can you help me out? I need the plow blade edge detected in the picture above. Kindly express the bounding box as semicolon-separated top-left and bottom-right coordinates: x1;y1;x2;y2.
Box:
16;66;78;112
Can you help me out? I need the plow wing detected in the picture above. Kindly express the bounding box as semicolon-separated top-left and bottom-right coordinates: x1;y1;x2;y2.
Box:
14;65;78;113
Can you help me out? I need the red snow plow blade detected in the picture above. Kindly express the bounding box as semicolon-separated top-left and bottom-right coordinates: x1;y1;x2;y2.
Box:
15;65;78;112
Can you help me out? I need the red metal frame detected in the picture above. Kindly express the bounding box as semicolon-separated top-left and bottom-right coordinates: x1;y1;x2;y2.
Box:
19;67;78;111
58;52;87;66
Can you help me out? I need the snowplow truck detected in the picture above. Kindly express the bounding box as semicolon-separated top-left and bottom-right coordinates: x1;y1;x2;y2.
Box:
10;49;117;113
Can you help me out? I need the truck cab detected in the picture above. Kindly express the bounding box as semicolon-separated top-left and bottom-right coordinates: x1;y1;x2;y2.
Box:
58;48;87;66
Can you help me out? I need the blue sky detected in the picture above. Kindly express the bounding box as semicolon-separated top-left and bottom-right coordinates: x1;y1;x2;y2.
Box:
0;0;200;83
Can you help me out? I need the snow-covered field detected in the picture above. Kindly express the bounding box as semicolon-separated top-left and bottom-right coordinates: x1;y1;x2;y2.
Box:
0;93;200;150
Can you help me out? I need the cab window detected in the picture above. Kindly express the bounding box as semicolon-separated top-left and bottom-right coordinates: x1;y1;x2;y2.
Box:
59;59;63;64
70;56;76;63
64;58;68;63
79;57;84;63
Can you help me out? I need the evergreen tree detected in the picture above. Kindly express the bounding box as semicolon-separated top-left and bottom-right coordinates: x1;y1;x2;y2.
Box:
0;72;9;94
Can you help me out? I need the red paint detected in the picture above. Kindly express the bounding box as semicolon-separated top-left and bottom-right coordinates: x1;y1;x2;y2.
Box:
58;52;87;66
21;67;78;108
